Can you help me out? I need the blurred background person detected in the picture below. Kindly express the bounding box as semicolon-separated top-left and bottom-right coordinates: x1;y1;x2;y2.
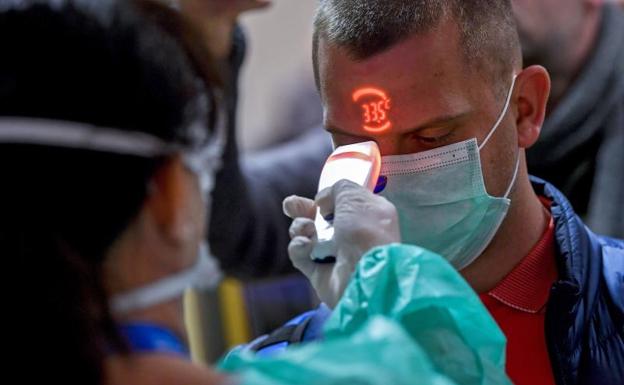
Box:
1;0;228;383
234;1;322;150
188;0;330;279
513;0;624;238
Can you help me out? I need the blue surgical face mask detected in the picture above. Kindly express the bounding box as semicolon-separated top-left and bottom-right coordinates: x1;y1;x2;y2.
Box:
378;76;519;270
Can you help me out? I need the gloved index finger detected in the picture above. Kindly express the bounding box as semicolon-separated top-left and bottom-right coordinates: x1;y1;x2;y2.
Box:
283;195;317;219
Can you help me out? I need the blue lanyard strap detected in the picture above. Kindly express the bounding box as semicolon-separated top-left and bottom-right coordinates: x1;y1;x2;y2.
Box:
119;323;189;358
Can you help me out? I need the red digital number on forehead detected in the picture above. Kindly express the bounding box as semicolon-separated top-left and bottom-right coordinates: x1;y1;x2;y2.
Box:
352;87;392;133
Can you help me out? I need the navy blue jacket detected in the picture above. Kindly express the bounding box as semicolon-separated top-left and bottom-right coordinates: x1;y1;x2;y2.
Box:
538;178;624;385
247;179;624;385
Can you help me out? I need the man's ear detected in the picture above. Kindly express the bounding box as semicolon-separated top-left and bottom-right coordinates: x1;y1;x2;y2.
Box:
514;65;551;149
145;155;196;245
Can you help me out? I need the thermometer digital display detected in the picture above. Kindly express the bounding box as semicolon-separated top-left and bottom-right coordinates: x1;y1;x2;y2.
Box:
352;87;393;133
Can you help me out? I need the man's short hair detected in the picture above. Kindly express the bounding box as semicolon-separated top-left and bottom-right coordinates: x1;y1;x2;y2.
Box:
313;0;522;95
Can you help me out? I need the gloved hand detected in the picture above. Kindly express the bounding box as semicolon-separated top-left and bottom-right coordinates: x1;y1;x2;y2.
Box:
283;180;401;308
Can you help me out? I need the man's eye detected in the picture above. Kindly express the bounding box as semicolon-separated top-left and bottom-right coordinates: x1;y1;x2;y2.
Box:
418;136;441;144
413;132;452;146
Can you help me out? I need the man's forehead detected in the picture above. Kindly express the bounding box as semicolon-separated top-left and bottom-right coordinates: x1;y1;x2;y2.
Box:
316;26;496;137
326;38;438;74
323;35;471;90
317;21;470;101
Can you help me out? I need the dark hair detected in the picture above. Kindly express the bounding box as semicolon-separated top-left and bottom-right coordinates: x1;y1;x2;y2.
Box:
312;0;522;94
0;0;214;383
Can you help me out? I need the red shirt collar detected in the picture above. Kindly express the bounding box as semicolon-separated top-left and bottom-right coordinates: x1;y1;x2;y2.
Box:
485;197;558;314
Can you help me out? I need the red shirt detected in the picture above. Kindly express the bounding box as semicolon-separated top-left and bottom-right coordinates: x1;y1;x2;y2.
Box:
479;199;558;385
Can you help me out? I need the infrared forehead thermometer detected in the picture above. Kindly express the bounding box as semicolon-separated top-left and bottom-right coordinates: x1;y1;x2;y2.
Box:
311;141;381;262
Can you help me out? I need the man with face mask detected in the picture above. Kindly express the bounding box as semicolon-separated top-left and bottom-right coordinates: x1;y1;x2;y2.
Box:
245;1;624;385
204;0;623;282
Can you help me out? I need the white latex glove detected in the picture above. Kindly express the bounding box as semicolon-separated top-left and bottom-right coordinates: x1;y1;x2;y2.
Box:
283;180;401;308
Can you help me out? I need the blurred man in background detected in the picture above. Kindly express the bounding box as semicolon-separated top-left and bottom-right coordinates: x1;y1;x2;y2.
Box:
514;0;624;238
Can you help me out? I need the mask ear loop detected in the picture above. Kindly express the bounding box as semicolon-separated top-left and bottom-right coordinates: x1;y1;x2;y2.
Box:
182;90;228;197
477;75;520;199
478;75;518;151
504;155;521;199
110;244;222;315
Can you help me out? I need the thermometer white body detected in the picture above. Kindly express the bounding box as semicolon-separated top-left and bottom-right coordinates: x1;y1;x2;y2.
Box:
311;141;381;262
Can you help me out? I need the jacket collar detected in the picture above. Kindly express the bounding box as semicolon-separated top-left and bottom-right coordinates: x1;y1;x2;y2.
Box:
531;176;604;384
